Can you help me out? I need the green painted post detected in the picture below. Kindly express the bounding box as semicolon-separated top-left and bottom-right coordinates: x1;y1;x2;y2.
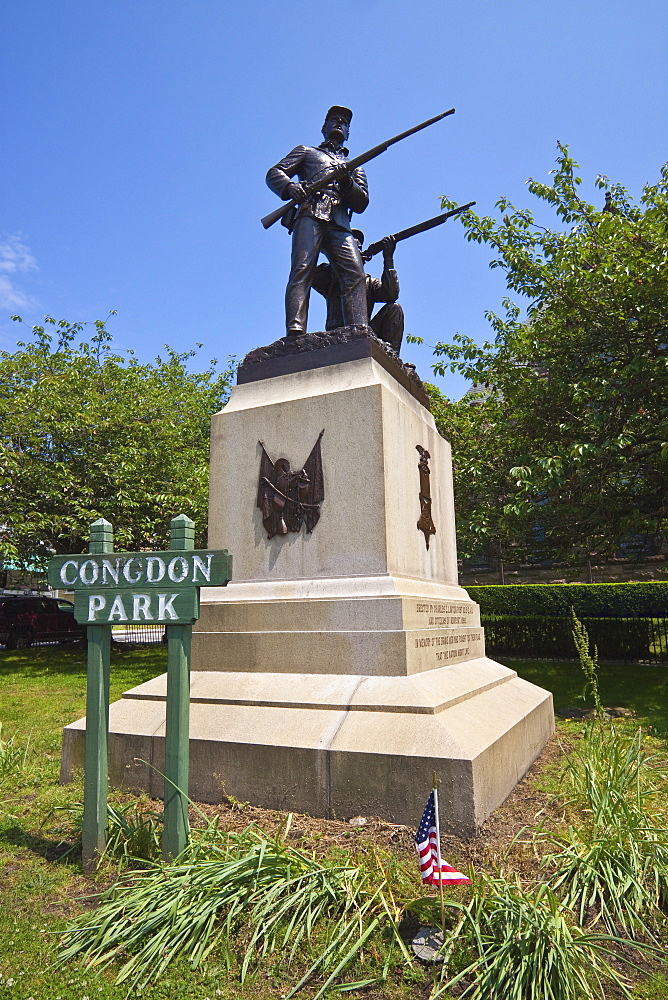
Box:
163;513;195;859
82;517;113;873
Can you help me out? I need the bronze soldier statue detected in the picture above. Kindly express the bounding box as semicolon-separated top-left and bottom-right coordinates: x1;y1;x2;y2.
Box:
313;231;404;353
266;106;369;337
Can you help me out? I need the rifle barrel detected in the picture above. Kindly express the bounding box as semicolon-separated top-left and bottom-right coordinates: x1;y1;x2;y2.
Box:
347;109;455;170
363;201;476;258
384;108;456;151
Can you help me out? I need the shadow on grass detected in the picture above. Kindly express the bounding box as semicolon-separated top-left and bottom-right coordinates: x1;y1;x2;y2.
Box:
1;823;81;864
512;659;668;737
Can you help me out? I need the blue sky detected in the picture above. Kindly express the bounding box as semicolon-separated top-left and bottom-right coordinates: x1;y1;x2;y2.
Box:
2;0;666;398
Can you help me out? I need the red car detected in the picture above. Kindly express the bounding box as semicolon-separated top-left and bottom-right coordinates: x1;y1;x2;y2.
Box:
0;595;84;649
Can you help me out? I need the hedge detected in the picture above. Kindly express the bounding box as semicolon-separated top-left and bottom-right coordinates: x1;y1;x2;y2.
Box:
466;582;668;619
483;614;668;664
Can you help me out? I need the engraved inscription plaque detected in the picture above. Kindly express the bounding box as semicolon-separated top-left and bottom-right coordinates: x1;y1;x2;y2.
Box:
410;625;485;671
414;600;479;628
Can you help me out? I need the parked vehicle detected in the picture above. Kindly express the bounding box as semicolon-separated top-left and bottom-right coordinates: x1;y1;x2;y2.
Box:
0;595;84;649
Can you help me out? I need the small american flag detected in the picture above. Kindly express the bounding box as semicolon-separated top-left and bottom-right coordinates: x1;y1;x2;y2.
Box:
415;790;470;886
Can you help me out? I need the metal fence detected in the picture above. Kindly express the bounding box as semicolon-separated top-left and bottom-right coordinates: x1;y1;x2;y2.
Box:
111;624;165;645
482;615;668;665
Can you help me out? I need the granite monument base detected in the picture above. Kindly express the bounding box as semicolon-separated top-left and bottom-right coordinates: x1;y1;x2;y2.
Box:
61;339;554;835
61;660;552;833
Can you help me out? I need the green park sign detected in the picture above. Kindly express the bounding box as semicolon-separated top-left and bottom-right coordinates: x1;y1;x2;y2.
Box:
49;549;230;589
72;588;199;625
48;515;232;870
48;549;231;625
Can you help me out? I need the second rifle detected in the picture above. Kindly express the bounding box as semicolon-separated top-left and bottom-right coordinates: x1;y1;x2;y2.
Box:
361;202;476;261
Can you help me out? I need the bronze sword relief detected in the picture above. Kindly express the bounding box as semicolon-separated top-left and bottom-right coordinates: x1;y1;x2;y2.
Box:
416;445;437;549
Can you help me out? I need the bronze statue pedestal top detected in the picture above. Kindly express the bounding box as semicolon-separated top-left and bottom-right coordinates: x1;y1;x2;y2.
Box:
238;325;431;410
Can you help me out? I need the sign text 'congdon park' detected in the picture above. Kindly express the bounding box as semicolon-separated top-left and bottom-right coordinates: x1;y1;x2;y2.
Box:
48;550;231;590
47;549;232;625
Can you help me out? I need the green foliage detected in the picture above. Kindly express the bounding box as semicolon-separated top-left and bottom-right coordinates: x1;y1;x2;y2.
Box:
1;646;668;998
0;722;31;779
484;614;664;663
539;724;668;940
104;801;163;865
58;818;410;995
0;315;234;562
420;874;650;1000
428;383;542;564
468;581;668;617
433;148;668;560
571;611;603;715
476;586;668;664
511;658;668;736
54;799;164;866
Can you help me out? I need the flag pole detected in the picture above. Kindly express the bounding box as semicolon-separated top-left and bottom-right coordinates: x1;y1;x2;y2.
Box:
432;770;446;939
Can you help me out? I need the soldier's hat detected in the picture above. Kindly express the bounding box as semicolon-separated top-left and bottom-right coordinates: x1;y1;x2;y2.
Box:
351;229;365;245
324;105;353;124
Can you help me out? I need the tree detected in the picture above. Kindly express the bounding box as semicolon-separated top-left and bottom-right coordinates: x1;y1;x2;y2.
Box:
430;148;668;566
426;386;542;573
0;315;234;565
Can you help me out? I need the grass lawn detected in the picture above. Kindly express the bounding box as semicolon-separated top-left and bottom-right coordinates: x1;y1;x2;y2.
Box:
511;657;668;737
1;644;667;999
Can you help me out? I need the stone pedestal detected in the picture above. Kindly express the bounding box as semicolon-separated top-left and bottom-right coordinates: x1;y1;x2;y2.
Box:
61;344;553;835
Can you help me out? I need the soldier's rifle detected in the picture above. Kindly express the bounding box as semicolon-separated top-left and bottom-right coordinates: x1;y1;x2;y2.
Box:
261;109;455;230
361;202;476;261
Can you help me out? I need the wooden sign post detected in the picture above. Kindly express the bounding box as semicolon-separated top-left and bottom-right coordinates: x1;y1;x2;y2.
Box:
164;514;195;861
48;516;232;871
82;517;113;871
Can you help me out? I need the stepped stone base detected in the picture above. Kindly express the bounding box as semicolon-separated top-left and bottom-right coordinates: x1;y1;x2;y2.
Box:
60;659;553;835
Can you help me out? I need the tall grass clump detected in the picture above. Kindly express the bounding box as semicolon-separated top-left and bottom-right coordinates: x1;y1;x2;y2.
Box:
59;818;410;995
50;800;164;867
418;873;649;1000
0;722;31;778
540;723;668;939
535;616;668;940
103;801;163;866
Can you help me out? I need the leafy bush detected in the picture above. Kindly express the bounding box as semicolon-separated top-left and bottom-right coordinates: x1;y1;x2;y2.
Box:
468;582;668;619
